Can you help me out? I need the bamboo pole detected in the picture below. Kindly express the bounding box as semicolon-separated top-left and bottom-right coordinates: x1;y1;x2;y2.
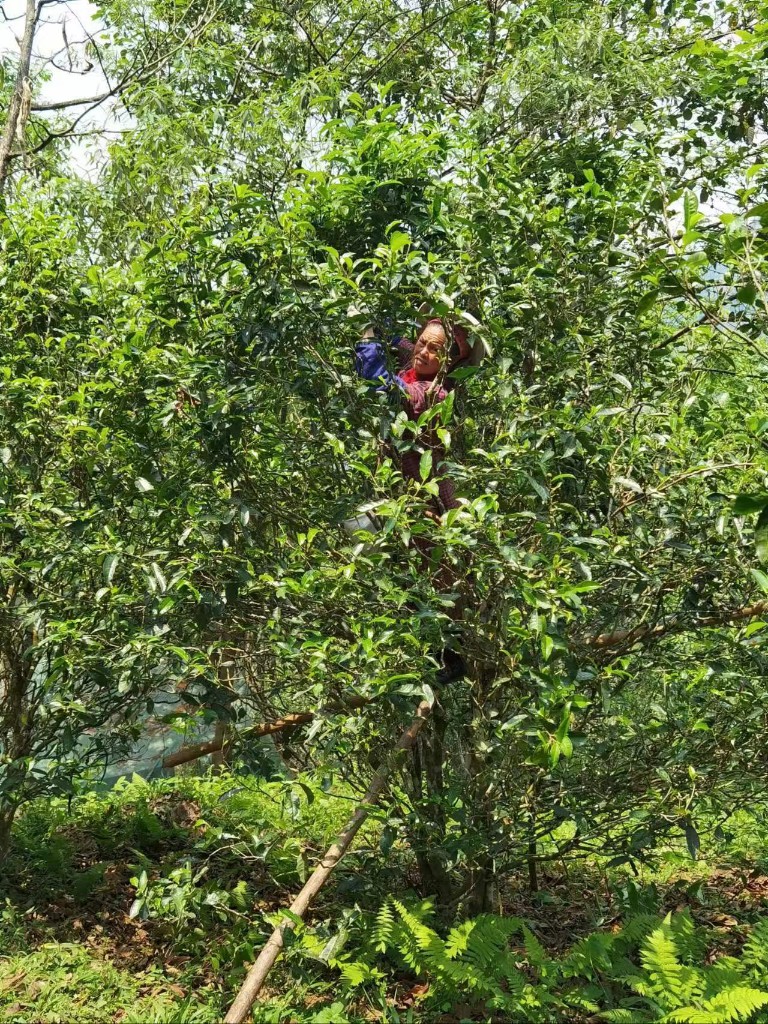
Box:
223;699;432;1024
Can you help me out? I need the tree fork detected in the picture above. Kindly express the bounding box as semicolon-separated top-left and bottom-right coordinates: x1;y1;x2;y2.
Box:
223;700;432;1024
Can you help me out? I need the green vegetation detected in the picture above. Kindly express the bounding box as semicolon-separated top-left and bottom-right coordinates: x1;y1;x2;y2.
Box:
3;0;768;1017
5;775;768;1021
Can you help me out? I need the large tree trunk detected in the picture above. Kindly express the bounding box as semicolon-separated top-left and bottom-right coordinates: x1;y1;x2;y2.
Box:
0;623;38;860
0;803;17;861
0;0;38;191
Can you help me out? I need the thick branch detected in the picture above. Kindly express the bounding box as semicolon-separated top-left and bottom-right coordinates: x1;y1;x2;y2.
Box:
31;90;116;112
0;0;39;191
163;694;372;769
589;600;768;651
171;595;768;764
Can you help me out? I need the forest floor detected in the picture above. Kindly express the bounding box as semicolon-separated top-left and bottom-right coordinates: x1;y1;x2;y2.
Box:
2;772;768;1023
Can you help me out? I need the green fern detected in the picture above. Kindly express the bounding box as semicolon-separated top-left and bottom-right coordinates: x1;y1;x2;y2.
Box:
336;960;384;988
368;899;535;1012
563;928;617;977
323;902;768;1023
444;914;524;966
640;915;704;1008
609;912;768;1024
372;897;397;953
670;909;707;964
742;919;768;976
600;1008;655;1023
618;914;662;948
663;987;768;1023
522;924;551;976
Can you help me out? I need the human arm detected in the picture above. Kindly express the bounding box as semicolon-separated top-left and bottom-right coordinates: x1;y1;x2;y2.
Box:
354;329;413;390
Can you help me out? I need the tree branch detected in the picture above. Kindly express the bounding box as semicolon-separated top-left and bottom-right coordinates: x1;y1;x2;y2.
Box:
163;693;372;769
0;0;39;191
588;599;768;651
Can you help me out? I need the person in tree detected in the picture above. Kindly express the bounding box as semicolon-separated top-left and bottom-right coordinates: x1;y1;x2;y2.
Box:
354;313;477;684
355;315;473;515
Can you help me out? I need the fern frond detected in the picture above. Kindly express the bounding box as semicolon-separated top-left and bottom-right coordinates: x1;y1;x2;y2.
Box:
522;925;550;973
696;986;768;1024
640;917;703;1009
231;880;249;911
563;929;616;975
562;991;601;1013
619;914;667;949
671;909;707;964
445;915;523;967
336;960;384;988
374;898;396;953
703;961;744;998
391;899;474;989
742;920;768;975
600;1009;655;1022
662;986;768;1024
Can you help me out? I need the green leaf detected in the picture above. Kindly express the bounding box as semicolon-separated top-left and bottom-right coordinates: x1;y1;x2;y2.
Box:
135;477;154;493
683;189;699;231
756;507;768;564
637;290;658;315
736;282;758;305
734;494;768;515
749;568;768;594
684;821;700;860
380;825;396;857
102;553;119;584
419;451;432;482
296;782;315;805
389;231;410;253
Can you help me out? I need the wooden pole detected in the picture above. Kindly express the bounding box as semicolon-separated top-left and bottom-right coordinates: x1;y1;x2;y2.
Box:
223;700;432;1024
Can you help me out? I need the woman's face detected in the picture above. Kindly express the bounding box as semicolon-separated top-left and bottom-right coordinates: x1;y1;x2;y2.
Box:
412;322;447;379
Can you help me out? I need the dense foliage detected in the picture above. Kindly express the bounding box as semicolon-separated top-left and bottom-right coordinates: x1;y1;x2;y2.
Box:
2;0;768;968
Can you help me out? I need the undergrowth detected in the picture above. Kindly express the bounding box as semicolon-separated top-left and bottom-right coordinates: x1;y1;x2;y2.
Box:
4;773;768;1022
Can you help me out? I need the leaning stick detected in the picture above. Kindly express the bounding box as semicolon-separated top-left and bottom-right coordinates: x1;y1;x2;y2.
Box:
223;699;432;1024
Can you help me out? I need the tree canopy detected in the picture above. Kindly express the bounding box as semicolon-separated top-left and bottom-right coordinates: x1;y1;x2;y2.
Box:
2;0;768;915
